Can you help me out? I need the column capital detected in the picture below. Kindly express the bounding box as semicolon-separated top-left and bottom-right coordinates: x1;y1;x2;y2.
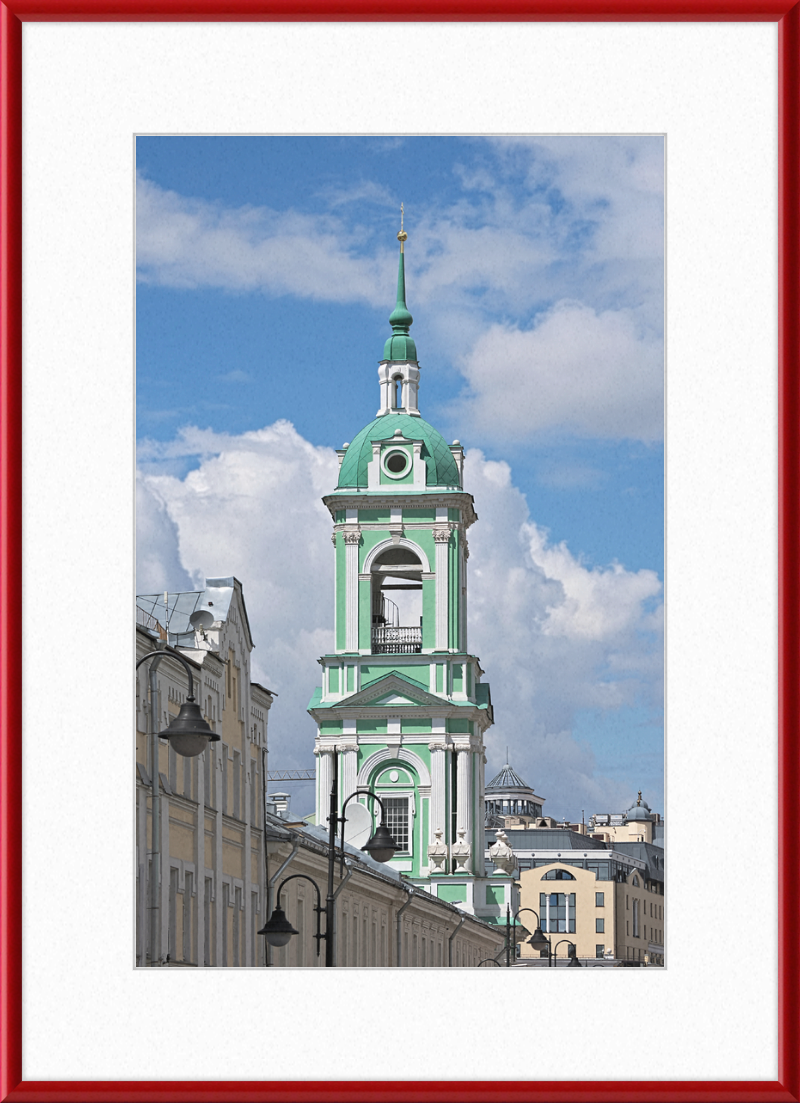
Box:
428;741;450;752
432;526;451;543
342;529;361;545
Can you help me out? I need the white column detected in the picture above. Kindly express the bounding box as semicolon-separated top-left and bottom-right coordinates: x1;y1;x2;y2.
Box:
456;746;473;871
340;745;358;806
433;526;450;650
344;530;360;651
473;750;486;873
460;537;468;653
428;743;448;842
315;745;333;825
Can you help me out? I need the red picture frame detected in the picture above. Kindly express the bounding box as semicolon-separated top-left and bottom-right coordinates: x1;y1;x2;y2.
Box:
1;5;798;1102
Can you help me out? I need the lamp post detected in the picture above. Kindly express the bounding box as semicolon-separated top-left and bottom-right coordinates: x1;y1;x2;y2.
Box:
477;958;502;966
551;938;583;967
259;749;399;966
137;647;218;967
505;904;550;966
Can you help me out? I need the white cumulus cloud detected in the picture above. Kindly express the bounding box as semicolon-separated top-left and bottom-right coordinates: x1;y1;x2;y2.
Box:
453;301;664;443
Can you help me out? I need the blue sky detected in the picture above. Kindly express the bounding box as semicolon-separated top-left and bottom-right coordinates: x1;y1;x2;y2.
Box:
136;135;664;820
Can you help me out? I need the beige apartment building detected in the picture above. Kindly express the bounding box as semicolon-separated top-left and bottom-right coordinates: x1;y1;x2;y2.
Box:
135;577;274;967
516;859;664;965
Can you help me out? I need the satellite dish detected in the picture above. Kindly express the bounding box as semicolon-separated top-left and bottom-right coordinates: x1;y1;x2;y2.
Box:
342;801;372;850
189;609;215;631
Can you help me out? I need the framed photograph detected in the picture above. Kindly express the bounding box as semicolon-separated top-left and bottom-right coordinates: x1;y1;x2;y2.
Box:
1;5;798;1102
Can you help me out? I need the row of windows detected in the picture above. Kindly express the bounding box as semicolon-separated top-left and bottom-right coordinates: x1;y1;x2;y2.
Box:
158;744;261;828
140;870;261;967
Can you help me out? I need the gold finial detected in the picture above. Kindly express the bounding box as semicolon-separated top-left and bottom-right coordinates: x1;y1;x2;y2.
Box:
397;202;408;251
637;790;642;806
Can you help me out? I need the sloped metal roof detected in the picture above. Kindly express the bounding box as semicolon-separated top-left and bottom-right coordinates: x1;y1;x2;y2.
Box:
486;763;533;792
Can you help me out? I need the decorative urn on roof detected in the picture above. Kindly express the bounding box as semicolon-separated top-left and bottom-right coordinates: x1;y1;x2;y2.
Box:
488;828;517;877
452;828;471;874
427;827;447;873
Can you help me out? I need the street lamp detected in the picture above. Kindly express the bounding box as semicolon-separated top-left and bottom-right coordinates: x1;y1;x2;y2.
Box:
506;905;550;966
136;648;219;757
552;938;583;967
259;874;325;956
137;646;219;967
259;750;398;966
477;958;502;966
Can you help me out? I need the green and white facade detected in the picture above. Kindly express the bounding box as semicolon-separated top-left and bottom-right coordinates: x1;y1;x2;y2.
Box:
309;235;514;924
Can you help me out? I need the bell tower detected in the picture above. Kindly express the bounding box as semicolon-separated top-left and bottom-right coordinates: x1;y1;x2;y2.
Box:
309;218;513;925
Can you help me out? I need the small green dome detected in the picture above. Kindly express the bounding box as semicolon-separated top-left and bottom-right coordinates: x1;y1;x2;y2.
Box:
383;332;417;360
337;413;461;489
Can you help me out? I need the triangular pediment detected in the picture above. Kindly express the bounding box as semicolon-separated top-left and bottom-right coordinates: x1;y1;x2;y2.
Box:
338;672;446;709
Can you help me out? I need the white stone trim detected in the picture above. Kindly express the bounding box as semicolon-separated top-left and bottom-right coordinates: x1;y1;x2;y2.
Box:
434;531;449;650
456;747;473;872
362;535;431;574
357;745;432;788
345;532;360;651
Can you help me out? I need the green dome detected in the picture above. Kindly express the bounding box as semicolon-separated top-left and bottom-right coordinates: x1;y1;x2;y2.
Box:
383;331;417;360
337;413;461;490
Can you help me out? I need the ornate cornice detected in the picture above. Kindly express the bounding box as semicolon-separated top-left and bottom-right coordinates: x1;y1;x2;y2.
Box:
323;492;478;528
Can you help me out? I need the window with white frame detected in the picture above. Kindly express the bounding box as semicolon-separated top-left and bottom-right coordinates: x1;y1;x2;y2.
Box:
383;796;410;852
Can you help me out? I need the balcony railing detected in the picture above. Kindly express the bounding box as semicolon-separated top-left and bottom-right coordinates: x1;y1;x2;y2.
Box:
371;626;422;654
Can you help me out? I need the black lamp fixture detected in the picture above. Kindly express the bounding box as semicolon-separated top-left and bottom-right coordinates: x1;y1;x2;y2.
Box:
160;698;218;758
258;904;298;948
360;821;400;864
526;924;551;953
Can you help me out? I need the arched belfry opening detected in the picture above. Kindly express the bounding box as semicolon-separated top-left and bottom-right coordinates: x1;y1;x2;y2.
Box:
392;375;403;410
371;546;423;653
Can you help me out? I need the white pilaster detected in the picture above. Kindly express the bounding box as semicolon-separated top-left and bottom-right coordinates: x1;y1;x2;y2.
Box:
339;744;358;806
344;530;360;651
474;747;487;872
315;745;334;825
428;742;448;843
434;526;450;650
456;746;473;871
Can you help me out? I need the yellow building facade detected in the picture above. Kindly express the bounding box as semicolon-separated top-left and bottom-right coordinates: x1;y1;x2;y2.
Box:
517;861;665;965
136;577;274;967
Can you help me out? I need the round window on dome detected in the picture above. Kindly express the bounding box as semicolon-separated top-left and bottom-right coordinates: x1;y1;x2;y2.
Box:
382;448;410;478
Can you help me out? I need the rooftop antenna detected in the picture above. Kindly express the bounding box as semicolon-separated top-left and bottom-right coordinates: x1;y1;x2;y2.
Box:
164;591;170;637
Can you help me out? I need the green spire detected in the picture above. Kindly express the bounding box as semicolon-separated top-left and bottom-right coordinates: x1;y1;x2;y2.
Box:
383;208;417;362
